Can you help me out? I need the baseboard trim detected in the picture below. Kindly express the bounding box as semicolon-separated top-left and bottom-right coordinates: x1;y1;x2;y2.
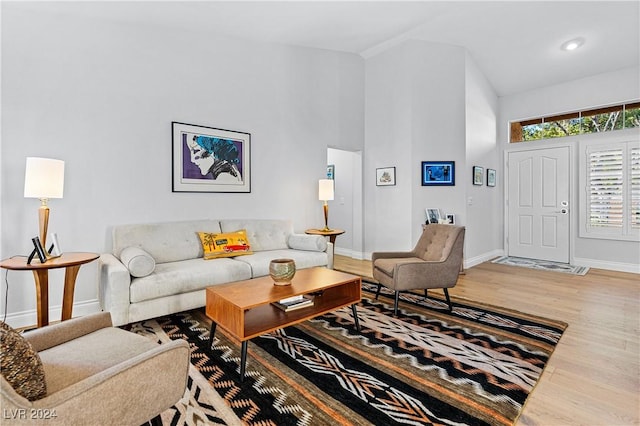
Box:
572;257;640;274
2;299;102;329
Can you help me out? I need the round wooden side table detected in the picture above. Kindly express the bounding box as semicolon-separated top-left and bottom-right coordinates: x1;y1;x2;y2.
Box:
0;252;100;327
305;228;345;245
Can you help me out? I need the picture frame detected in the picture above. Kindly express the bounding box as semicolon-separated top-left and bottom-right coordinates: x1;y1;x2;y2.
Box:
172;122;251;193
327;164;335;180
422;161;455;186
487;168;496;187
473;166;484;186
376;166;396;186
446;214;455;225
426;208;441;224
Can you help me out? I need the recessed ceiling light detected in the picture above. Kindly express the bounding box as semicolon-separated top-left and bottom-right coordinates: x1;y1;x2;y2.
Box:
561;37;585;51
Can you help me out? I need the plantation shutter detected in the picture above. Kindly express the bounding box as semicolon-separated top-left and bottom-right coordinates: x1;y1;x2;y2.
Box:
631;146;640;229
588;147;623;228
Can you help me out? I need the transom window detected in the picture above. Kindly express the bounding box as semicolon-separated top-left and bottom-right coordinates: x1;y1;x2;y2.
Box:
511;101;640;143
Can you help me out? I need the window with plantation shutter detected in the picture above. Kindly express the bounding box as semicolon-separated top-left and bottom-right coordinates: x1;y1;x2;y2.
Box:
580;137;640;241
588;148;623;228
631;147;640;229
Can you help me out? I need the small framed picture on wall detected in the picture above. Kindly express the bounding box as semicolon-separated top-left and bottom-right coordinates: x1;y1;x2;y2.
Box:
376;167;396;186
473;166;484;185
487;169;496;187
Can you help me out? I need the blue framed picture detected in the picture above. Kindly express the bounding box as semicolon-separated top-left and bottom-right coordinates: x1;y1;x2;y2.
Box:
421;161;455;186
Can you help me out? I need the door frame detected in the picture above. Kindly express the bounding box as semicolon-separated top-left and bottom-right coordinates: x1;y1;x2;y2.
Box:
503;141;576;263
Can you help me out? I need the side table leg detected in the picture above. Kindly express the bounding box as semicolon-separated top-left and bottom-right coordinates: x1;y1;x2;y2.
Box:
61;265;81;321
351;303;361;332
240;341;248;383
32;270;49;328
208;322;217;350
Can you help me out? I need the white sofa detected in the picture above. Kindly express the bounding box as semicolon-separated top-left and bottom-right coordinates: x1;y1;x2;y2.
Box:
98;219;332;326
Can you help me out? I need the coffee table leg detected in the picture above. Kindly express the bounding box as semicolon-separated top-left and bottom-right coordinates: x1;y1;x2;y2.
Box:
351;303;361;332
240;341;248;383
208;322;217;349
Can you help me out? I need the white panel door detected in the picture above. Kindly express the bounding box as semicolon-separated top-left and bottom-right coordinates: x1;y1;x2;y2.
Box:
507;146;570;262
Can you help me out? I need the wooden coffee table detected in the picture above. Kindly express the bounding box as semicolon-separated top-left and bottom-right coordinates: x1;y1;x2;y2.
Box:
205;267;361;382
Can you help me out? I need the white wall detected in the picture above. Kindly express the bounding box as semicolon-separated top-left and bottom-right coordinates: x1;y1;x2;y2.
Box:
0;5;364;326
464;53;501;264
498;67;640;271
364;40;501;265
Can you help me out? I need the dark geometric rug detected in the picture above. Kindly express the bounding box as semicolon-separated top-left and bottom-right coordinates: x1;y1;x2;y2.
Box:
134;281;567;426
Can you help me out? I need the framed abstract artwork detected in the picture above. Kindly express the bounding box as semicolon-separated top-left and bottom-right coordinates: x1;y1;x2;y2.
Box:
376;166;396;186
473;166;484;186
172;122;251;193
421;161;455;186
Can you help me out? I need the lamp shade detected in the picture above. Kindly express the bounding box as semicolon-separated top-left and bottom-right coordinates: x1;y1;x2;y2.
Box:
318;179;334;201
24;157;65;199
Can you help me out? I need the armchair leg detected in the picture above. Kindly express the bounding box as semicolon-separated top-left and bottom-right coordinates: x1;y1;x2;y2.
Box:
375;284;382;300
443;288;452;312
394;291;400;316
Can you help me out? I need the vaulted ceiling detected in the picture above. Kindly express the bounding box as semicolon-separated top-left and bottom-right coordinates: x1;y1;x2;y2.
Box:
5;1;639;96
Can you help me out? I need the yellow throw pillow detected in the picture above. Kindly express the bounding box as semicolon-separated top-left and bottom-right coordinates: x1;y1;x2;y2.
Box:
198;230;253;259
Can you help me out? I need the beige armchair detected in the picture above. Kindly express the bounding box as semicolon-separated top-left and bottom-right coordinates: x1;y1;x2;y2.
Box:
1;312;190;426
372;224;465;316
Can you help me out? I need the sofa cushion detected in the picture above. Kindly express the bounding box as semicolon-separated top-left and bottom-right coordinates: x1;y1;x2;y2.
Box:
198;230;253;259
230;249;328;277
129;258;252;303
112;220;222;263
119;246;156;277
38;327;158;394
0;321;47;400
287;234;327;252
220;220;292;251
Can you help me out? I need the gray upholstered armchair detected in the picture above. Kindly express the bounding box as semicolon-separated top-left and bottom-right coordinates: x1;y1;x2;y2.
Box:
372;224;465;316
1;312;190;426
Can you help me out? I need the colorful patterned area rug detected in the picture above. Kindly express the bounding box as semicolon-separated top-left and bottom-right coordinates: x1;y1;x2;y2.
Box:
491;256;589;275
135;281;567;426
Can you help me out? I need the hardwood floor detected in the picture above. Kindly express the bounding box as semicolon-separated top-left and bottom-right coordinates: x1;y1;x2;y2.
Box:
334;255;639;426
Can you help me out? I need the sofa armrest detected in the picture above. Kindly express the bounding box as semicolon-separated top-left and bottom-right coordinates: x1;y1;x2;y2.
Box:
287;233;327;252
97;253;132;326
326;242;334;269
1;339;190;426
24;312;113;352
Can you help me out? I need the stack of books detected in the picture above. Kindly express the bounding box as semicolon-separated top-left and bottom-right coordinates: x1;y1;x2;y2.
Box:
272;295;314;312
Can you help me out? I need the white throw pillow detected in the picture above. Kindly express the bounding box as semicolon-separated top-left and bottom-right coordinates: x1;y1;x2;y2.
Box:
120;246;156;278
287;234;327;252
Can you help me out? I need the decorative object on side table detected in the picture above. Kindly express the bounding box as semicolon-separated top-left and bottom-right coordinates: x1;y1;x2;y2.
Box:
421;161;455;186
269;258;296;285
376;167;396;186
426;208;441;224
473;166;484;185
318;179;334;231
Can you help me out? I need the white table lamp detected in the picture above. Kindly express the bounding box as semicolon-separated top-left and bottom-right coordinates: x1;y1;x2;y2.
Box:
24;157;65;252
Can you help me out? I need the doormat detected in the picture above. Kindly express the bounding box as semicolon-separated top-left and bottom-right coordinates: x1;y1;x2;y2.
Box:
491;256;589;275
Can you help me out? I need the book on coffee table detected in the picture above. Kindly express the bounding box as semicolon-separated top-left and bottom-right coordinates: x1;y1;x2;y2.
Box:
272;295;314;312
